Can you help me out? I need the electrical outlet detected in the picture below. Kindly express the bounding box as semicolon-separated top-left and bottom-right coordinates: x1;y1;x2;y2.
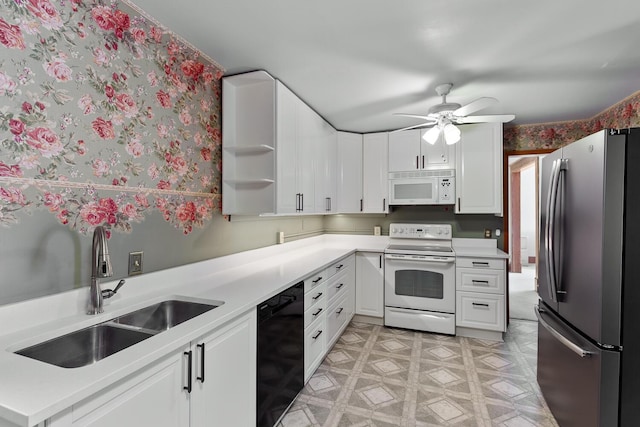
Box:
484;229;492;238
129;251;143;275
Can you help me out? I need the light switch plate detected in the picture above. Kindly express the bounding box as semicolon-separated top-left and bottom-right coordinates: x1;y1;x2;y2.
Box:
129;251;143;275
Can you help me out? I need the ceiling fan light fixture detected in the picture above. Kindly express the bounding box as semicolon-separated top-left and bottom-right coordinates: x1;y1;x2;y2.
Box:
443;123;461;145
423;126;441;144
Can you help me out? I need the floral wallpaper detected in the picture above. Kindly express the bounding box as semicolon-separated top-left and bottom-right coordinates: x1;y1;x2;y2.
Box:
504;89;640;151
0;0;223;235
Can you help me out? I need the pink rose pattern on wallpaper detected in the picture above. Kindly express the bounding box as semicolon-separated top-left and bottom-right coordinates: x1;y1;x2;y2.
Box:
504;91;640;151
0;0;223;235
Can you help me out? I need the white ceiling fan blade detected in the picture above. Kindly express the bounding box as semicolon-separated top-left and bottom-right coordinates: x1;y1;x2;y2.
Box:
453;97;497;117
457;114;516;124
390;122;437;133
393;113;436;121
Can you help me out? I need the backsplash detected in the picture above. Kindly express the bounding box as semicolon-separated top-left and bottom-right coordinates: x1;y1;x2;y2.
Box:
504;89;640;151
0;0;222;235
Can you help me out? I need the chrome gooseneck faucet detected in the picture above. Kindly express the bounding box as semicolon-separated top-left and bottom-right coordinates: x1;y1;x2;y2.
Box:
87;225;113;314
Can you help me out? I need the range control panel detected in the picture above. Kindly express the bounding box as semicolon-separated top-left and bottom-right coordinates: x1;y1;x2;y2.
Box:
389;223;452;240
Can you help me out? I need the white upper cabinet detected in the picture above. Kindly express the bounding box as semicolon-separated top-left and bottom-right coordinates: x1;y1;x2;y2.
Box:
336;132;363;213
275;81;299;214
314;119;337;213
222;71;276;215
223;71;330;215
455;123;503;215
362;132;389;213
388;129;455;172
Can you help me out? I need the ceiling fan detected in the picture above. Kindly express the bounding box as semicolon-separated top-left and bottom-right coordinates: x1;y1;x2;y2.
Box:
393;83;515;144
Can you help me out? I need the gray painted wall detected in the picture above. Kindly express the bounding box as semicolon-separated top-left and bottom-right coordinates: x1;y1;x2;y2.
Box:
0;206;501;307
0;211;323;306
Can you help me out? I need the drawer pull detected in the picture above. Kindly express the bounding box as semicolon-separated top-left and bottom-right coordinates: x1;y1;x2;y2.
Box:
312;308;323;317
336;283;344;290
472;302;490;308
471;280;490;285
312;292;323;300
336;307;344;315
312;277;323;284
336;264;344;270
472;261;490;267
312;330;323;340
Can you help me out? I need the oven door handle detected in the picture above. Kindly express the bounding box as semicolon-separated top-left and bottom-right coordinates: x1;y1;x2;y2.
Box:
385;254;455;263
386;307;451;320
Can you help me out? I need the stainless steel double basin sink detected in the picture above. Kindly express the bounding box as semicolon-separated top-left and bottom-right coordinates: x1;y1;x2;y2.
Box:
15;298;224;368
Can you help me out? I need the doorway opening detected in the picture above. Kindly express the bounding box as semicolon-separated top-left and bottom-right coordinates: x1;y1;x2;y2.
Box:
503;149;553;321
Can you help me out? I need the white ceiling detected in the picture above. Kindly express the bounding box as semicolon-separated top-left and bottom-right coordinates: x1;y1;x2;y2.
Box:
130;0;640;133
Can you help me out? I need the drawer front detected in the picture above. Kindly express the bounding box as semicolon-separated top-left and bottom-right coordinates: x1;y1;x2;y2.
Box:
304;270;327;293
326;255;355;280
456;258;505;270
304;282;327;311
456;268;504;294
304;315;326;381
456;292;505;331
326;267;354;303
326;295;350;345
304;296;327;328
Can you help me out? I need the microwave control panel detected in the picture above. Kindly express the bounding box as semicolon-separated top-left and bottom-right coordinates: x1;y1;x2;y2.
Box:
438;177;455;203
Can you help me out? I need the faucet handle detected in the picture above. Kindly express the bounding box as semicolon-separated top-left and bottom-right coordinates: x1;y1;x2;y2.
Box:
102;279;126;299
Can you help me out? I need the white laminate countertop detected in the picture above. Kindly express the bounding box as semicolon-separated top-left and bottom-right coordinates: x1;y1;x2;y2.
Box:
0;234;389;427
452;238;509;259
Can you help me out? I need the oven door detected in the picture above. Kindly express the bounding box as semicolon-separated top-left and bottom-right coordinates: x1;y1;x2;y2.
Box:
384;253;455;313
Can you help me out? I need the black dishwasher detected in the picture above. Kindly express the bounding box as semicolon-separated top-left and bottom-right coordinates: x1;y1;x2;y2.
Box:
257;281;305;427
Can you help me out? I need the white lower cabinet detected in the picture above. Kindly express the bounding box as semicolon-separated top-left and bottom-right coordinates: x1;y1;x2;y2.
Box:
355;252;384;318
48;350;189;427
190;311;257;427
304;254;355;382
455;256;506;339
48;310;256;427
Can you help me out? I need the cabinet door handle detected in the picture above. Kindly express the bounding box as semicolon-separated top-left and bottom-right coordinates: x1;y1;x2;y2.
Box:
422;155;425;169
336;283;344;290
360;199;363;212
295;193;300;211
196;343;205;383
326;197;330;212
457;197;461;211
379;255;382;268
183;351;192;393
313;308;323;317
472;302;490;308
416;155;419;169
312;276;323;283
383;198;386;212
312;330;323;340
312;292;323;300
329;197;332;211
301;193;304;211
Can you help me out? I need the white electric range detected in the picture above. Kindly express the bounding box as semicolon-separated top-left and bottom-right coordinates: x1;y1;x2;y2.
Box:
384;223;456;335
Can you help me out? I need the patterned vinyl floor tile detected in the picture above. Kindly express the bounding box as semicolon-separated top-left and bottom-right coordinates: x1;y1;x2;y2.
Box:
276;319;558;427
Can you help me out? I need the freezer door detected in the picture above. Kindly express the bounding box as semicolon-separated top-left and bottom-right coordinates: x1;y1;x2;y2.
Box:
536;305;619;427
538;147;564;313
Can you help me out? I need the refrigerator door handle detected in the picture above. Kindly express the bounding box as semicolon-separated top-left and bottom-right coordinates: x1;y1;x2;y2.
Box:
545;159;560;302
545;158;567;302
536;305;592;358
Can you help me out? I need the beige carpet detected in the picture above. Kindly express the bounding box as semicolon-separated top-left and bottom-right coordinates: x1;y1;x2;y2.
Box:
509;266;538;321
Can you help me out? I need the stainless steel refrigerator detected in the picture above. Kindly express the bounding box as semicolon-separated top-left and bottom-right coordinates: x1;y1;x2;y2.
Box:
536;128;640;427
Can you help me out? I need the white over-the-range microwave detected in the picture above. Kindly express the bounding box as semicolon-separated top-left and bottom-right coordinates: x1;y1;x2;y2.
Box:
388;170;455;205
